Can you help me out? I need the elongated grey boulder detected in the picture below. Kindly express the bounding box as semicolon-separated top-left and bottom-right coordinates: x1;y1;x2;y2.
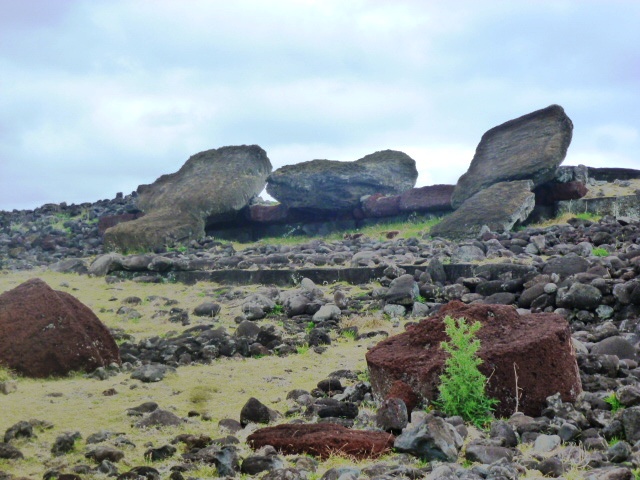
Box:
451;105;573;208
430;180;535;239
105;145;271;252
266;150;418;211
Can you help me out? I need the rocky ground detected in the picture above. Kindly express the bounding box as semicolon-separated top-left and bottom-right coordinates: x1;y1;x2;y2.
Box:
3;192;640;479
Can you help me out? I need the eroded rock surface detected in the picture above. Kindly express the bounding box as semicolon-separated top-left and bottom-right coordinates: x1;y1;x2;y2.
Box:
452;105;573;208
104;145;271;252
366;300;582;417
430;180;536;239
267;150;417;211
247;423;395;460
0;279;120;378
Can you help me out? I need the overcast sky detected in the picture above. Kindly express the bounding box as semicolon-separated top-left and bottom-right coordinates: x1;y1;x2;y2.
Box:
1;0;639;211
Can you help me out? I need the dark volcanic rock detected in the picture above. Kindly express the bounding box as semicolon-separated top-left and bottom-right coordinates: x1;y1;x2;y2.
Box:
104;145;271;252
0;278;120;378
247;423;394;460
366;300;582;417
240;398;278;427
452;105;573;208
266;150;417;211
430;181;536;239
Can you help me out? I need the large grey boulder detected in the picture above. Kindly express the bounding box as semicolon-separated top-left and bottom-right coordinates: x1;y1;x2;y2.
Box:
266;150;418;211
105;145;271;252
451;105;573;208
430;180;536;239
394;414;463;462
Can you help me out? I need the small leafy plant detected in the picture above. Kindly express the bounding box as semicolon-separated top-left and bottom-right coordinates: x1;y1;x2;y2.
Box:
436;315;497;427
605;391;623;413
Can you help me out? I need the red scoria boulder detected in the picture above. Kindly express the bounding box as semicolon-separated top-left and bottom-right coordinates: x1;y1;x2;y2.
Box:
247;423;395;460
0;278;121;378
534;181;588;205
366;301;582;418
247;204;290;223
361;194;401;218
398;185;455;212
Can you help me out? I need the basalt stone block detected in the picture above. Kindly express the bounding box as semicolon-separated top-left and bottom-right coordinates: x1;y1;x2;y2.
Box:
105;145;271;252
267;150;417;211
247;423;394;460
452;105;573;208
366;300;582;417
430;181;536;240
0;279;120;378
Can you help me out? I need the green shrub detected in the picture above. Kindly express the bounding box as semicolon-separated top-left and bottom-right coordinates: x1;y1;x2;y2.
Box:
436;315;497;427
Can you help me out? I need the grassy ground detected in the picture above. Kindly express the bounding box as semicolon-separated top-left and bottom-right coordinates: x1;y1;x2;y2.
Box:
0;270;403;478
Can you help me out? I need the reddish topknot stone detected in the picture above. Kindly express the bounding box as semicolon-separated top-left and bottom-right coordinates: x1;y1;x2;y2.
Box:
366;301;581;417
398;185;455;212
247;423;395;460
0;278;121;378
361;194;401;218
534;181;589;205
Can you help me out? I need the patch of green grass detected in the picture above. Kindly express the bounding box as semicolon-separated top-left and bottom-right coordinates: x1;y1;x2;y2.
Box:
267;304;285;317
229;214;447;250
574;212;601;222
607;436;622;447
340;329;357;341
0;364;16;382
592;247;609;257
357;369;370;383
296;344;310;355
189;385;217;406
167;244;188;254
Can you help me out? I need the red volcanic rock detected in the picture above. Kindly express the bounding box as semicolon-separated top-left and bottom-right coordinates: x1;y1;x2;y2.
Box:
0;279;121;378
399;185;455;212
534;181;588;205
247;423;394;460
361;194;401;218
386;380;420;413
248;204;289;223
366;301;581;417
